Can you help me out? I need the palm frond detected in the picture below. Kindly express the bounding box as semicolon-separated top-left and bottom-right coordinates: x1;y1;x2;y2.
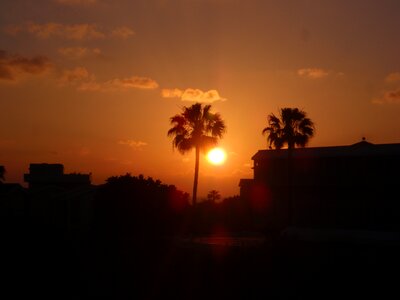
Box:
172;134;194;154
168;102;226;151
264;107;315;149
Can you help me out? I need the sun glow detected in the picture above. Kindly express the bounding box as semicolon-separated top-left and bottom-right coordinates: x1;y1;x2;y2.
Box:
207;148;226;165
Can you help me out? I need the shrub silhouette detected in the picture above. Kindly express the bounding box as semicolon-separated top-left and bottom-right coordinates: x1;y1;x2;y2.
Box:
93;173;190;238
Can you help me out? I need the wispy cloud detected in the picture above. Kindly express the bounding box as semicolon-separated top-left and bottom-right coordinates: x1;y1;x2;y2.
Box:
111;26;135;39
118;140;148;150
58;47;101;59
56;65;158;91
4;22;135;40
297;68;330;79
58;67;91;85
4;22;105;40
55;0;97;5
372;72;400;104
161;88;226;103
110;77;159;89
385;72;400;83
78;76;159;91
161;88;183;98
372;88;400;105
0;50;52;82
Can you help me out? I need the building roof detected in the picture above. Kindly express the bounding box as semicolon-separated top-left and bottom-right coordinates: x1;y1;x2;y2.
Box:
252;141;400;160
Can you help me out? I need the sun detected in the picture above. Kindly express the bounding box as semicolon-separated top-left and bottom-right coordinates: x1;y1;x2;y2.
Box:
207;148;227;165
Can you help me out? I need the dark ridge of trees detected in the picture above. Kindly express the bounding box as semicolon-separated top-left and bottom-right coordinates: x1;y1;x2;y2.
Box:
94;173;190;238
192;195;261;234
93;174;262;237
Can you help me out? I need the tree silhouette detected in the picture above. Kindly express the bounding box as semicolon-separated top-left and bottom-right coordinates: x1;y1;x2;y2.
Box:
262;107;314;150
262;107;315;225
94;173;190;237
207;190;221;203
168;103;226;206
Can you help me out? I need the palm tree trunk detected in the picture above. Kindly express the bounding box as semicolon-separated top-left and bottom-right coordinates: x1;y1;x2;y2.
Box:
192;146;200;207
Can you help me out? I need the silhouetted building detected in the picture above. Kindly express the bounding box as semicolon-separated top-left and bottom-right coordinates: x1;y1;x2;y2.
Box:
24;163;91;190
22;163;94;234
240;140;400;230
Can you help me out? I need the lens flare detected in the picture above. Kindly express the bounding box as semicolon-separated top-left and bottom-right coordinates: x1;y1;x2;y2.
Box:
207;148;226;165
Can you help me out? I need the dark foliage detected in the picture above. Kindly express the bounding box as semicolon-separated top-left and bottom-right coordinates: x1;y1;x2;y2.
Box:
193;195;258;234
94;173;190;237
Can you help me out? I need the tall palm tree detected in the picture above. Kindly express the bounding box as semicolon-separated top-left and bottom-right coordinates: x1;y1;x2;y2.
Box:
168;103;226;206
262;107;315;225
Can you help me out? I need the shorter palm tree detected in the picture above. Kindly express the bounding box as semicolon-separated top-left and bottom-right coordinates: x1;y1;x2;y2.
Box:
262;107;315;225
262;107;315;150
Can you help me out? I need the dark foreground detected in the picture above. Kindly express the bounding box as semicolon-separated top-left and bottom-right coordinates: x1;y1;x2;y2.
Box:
3;230;400;299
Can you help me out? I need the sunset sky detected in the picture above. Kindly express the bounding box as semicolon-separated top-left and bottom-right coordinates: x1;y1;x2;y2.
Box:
1;0;400;197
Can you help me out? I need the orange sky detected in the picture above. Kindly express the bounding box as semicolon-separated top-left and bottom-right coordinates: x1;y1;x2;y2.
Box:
1;0;400;198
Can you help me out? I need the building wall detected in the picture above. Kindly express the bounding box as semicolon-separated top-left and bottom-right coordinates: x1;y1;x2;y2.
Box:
241;146;400;231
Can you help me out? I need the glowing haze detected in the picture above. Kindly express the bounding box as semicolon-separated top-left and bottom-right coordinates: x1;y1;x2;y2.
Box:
1;0;400;197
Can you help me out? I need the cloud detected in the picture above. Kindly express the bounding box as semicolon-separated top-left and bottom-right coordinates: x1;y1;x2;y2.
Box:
58;47;101;59
56;65;158;92
385;72;400;83
372;88;400;105
58;67;91;85
108;76;159;89
297;68;330;79
77;81;102;91
0;50;52;82
59;71;158;92
55;0;97;5
4;22;135;40
161;88;183;98
111;26;135;39
78;75;159;91
118;140;148;150
161;88;226;103
4;22;105;40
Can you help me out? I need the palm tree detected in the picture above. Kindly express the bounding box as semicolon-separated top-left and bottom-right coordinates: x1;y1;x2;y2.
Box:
262;107;315;225
207;190;221;203
168;103;226;206
262;107;315;150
